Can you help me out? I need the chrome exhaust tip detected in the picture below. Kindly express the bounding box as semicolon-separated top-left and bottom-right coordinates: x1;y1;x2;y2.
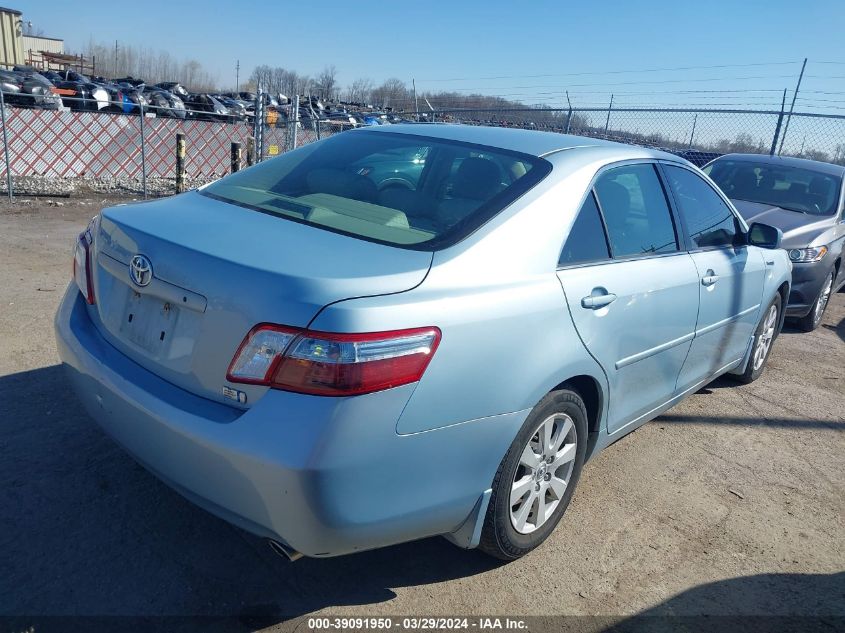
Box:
267;538;304;562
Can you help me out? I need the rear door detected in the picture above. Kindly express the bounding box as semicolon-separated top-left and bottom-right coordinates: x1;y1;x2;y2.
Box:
661;163;767;390
557;162;700;434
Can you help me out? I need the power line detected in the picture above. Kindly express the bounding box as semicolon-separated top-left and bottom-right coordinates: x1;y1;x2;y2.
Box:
417;61;802;83
430;89;792;102
436;74;799;92
427;88;789;97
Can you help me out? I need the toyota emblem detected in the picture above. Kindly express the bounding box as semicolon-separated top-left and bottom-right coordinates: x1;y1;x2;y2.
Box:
129;254;153;287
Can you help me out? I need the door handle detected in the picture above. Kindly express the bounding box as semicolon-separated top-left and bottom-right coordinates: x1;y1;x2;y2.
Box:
581;289;617;309
701;269;720;287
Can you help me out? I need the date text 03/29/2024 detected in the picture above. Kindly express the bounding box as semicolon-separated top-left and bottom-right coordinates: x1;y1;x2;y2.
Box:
306;617;528;630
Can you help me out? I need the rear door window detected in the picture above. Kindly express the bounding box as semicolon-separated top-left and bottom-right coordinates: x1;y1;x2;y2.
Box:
663;165;742;249
593;164;679;257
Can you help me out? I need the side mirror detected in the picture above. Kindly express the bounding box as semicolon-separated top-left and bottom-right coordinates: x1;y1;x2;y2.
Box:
748;222;782;249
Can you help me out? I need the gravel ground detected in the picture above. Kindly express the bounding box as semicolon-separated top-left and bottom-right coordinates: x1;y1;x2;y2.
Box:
3;174;219;197
0;196;842;632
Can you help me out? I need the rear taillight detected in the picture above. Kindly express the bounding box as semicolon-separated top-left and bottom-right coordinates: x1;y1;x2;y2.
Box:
72;229;95;305
227;325;441;396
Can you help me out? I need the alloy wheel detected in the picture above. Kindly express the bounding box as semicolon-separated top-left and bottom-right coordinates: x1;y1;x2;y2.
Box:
813;273;834;327
752;303;778;371
509;413;577;534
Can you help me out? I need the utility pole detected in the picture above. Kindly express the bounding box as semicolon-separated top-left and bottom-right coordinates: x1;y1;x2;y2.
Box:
778;57;807;155
114;40;118;76
236;60;240;92
412;78;419;122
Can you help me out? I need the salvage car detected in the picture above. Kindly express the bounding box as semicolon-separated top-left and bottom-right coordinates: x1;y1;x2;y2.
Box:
141;87;186;119
704;153;845;331
50;70;110;112
0;69;62;110
183;93;230;122
55;126;790;561
153;82;190;100
115;83;149;115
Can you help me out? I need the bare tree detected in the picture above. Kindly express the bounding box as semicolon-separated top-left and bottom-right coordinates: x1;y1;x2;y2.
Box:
346;77;373;104
314;65;338;100
81;39;219;88
371;78;410;109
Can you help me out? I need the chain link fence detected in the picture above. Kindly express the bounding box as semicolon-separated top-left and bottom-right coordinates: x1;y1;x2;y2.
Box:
0;88;346;199
1;89;844;201
412;106;845;166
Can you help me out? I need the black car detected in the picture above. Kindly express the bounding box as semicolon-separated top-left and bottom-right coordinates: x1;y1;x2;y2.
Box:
112;76;145;88
675;149;723;167
183;93;229;122
234;91;257;102
141;87;186;119
0;68;62;110
47;70;111;112
214;95;248;123
154;82;190;100
115;82;149;115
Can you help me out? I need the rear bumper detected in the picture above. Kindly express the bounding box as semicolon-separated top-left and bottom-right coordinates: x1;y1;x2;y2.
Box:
785;260;833;318
55;285;524;557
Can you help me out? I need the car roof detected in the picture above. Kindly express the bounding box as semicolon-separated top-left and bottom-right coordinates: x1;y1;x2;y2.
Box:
714;153;845;176
356;123;681;161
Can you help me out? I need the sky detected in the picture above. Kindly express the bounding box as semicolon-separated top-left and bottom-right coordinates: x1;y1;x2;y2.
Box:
13;0;845;112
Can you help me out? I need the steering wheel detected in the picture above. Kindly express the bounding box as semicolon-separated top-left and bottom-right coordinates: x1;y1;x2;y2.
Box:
377;179;414;192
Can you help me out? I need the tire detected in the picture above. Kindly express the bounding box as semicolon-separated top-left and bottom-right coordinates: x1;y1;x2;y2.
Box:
796;270;834;332
735;293;782;384
478;388;587;560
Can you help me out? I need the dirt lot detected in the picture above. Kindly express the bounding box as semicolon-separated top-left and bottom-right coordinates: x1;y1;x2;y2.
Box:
1;196;843;632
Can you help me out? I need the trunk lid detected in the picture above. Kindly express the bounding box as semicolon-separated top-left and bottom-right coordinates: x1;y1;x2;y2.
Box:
90;191;432;406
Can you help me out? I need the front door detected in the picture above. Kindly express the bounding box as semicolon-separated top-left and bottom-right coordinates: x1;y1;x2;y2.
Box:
661;164;767;390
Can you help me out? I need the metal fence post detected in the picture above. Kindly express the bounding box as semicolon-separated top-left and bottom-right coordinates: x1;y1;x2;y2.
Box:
778;58;807;156
0;88;12;202
175;133;186;193
316;118;321;141
253;87;264;163
139;107;147;199
688;113;698;149
231;142;241;173
246;136;255;166
770;89;787;156
292;95;299;150
604;94;613;137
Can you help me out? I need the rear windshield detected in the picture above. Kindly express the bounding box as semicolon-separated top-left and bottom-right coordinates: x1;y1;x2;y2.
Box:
201;130;550;250
704;159;842;216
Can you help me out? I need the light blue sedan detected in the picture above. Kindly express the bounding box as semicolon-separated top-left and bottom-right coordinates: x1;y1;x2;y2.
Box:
55;125;791;560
